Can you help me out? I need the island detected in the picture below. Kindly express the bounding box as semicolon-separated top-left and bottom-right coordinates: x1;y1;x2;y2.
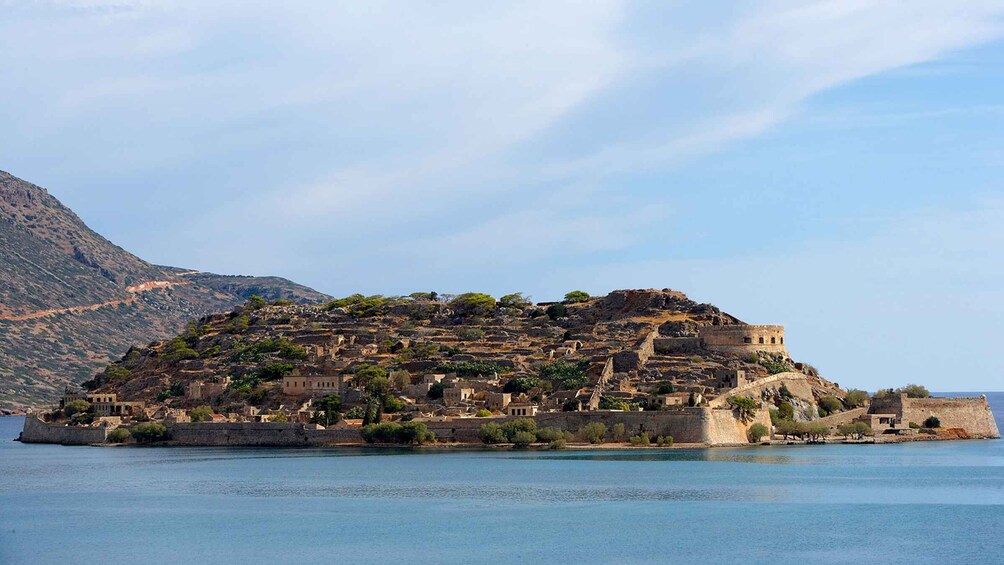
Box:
19;288;1000;448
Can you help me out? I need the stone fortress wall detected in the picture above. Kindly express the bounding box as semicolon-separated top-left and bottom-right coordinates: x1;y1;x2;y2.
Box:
868;394;1000;438
20;409;769;447
698;325;787;355
19;415;110;445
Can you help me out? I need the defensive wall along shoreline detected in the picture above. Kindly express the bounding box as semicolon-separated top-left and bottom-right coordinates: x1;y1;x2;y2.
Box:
19;408;769;447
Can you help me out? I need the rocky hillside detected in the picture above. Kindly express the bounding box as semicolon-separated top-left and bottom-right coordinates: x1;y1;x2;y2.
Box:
87;289;846;422
0;170;330;411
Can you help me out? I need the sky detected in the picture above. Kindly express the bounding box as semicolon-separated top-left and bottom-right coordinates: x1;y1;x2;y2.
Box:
2;1;1003;392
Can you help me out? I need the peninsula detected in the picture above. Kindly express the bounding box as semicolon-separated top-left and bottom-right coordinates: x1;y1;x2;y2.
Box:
19;288;1000;447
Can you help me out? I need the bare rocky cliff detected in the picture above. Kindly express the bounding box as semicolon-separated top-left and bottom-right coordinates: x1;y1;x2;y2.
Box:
0;170;330;411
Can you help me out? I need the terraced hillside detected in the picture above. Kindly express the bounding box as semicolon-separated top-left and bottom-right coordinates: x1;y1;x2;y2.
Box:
87;288;847;426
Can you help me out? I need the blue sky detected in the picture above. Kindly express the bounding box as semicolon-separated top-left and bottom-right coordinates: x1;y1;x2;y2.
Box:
2;1;1003;391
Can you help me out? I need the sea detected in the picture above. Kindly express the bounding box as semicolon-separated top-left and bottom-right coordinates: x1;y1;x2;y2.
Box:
1;392;1003;565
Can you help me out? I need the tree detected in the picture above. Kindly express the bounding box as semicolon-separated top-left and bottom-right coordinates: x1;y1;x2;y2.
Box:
353;364;388;390
777;401;795;421
563;290;590;303
818;397;843;417
390;370;412;390
924;416;941;428
382;395;405;413
270;411;289;423
63;399;90;418
578;422;607;444
610;422;626;442
844;389;870;408
897;384;931;398
499;292;532;309
536;427;564;443
450;293;497;318
775;419;798;440
479;422;507;444
654;383;675;395
503;376;543;394
545;303;567;320
502;418;537;441
748;423;769;443
687;392;697;407
428;382;445;400
189;405;213;422
107;428;132;443
246;295;267;310
312;394;342;426
839;422;873;440
510;431;536;448
398;421;435;445
131;422;168;443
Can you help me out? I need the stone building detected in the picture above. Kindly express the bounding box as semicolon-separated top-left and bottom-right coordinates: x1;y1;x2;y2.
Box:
443;387;474;406
507;404;538;417
699;324;787;355
282;371;344;397
185;377;231;401
714;368;749;390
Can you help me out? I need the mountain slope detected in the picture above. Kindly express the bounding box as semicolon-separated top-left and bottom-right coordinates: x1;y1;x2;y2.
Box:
0;170;330;411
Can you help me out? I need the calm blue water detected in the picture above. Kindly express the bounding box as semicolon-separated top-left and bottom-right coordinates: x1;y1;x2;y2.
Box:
2;393;1004;565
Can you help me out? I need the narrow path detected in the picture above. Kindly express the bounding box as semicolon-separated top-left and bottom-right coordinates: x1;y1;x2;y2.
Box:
0;279;189;321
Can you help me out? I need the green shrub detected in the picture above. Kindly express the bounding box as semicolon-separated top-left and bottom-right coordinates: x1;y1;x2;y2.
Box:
105;364;132;380
450;293;497;318
398;421;436;445
844;389;870;408
479;422;507;444
654;383;676;395
361;422;403;443
428;382;445;400
924;416;941;429
63;399;90;418
503;376;543;394
727;396;759;423
909;421;921;429
656;435;673;447
456;327;486;341
545;303;567;320
510;431;536;448
107;428;132;443
269;411;289;423
189;405;213;422
344;406;367;419
778;384;793;399
898;384;931;398
382;396;405;413
629;433;651;446
548;439;567;450
499;292;532;309
819;397;843;416
563;290;590;303
536;427;565;443
246;295;267;310
578;422;607;444
475;409;493;417
610;422;626;442
502;418;537;441
540;360;589;390
437;361;508;378
131;422;168;443
747;423;770;443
